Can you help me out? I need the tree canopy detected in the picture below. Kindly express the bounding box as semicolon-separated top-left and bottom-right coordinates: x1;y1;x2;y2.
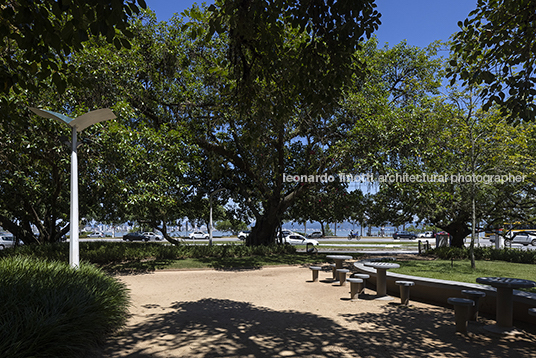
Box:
447;0;536;122
0;0;146;93
5;1;536;251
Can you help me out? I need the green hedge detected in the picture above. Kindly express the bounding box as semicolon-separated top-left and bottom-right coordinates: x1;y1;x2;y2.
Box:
0;257;130;358
428;246;536;264
0;241;297;264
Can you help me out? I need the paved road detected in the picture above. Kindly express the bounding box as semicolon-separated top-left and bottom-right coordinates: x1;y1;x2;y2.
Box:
78;236;536;251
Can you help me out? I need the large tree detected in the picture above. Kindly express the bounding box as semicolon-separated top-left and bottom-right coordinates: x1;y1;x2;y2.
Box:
447;0;536;121
180;1;382;245
62;11;212;242
373;93;535;248
0;0;146;94
0;0;148;244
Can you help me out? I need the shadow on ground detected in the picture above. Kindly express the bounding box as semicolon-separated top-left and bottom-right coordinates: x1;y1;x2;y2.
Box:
102;298;536;357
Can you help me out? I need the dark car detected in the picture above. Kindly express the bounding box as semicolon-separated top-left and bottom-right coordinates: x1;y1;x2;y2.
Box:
393;231;417;240
123;232;150;241
307;232;324;238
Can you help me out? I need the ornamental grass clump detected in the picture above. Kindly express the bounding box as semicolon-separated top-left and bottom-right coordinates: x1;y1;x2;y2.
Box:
0;256;130;358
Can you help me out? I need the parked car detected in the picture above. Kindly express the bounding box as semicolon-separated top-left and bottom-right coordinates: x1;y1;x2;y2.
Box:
0;235;16;249
189;231;209;239
238;230;251;240
142;232;163;241
276;230;295;238
507;232;536;246
88;232;104;238
393;231;417;240
307;231;323;238
417;231;434;238
123;232;150;241
283;234;319;246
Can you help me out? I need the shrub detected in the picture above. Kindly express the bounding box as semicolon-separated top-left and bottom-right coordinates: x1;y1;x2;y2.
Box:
428;246;536;264
0;257;130;358
0;241;297;264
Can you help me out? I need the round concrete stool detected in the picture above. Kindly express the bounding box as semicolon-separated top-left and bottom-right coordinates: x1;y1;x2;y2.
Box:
448;297;475;334
395;280;415;305
347;278;363;301
336;269;350;286
352;274;370;294
309;266;322;282
461;289;486;321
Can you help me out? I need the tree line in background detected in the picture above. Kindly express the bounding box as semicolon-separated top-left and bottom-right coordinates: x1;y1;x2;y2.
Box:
1;0;536;248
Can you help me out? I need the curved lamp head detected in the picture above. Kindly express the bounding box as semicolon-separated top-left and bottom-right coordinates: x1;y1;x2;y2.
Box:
29;108;116;132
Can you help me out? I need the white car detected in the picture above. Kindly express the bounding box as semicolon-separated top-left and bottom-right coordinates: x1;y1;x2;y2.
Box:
142;232;163;241
417;231;434;238
238;230;251;240
0;235;16;249
283;234;319;246
276;230;295;238
507;232;536;246
189;231;209;239
88;232;105;238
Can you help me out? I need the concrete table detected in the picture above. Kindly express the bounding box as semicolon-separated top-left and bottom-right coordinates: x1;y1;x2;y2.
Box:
363;261;400;299
476;277;536;335
326;255;353;270
326;255;353;283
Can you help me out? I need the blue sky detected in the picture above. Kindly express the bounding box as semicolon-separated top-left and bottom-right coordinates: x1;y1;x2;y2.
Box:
144;0;478;49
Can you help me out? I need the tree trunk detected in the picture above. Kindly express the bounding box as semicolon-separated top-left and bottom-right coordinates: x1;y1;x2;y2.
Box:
443;221;471;248
246;210;281;246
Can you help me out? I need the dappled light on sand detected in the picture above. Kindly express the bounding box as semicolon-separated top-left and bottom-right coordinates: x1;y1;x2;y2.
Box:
102;266;536;357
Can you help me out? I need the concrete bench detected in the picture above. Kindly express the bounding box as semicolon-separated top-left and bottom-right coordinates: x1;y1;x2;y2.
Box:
448;297;475;334
395;280;415;306
309;266;322;282
529;308;536;317
347;278;364;301
461;289;486;321
336;269;350;286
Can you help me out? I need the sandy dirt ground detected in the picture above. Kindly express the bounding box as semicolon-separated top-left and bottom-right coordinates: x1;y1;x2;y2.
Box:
99;264;536;357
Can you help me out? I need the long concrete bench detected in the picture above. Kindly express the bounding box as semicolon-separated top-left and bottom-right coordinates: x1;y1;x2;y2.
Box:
354;261;536;325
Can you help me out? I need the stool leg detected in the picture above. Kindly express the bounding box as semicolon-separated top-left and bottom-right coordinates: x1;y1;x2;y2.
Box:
357;281;364;295
339;272;347;286
331;266;337;281
453;305;470;334
350;282;359;301
468;298;480;321
400;286;410;305
312;270;319;282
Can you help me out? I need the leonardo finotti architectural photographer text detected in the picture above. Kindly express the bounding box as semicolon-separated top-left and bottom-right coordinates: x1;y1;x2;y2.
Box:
282;173;526;184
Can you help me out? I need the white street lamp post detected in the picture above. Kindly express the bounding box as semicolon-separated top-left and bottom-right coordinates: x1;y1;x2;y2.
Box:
209;188;225;246
29;108;116;268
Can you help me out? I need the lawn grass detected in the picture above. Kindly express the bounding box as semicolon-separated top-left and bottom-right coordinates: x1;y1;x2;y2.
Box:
392;259;536;293
99;253;339;272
